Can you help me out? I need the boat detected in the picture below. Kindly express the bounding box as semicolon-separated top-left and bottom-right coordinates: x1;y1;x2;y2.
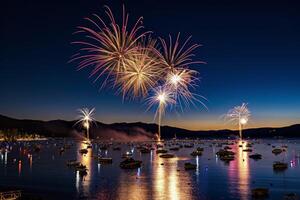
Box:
190;150;202;156
249;154;262;160
184;162;197;170
273;161;288;171
156;149;168;154
76;164;88;176
79;148;88;154
251;188;269;198
220;155;235;162
159;154;175;158
121;152;133;158
120;158;142;169
216;149;235;156
216;148;235;161
196;147;204;152
97;157;113;164
272;148;283;155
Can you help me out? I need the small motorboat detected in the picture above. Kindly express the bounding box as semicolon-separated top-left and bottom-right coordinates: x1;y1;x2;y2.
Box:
249;154;262;160
273;161;288;171
184;162;197;170
79;149;88;154
272;148;283;155
76;164;88;176
156;149;168;154
190;150;202;157
196;147;204;152
159;154;175;158
97;157;113;164
120;158;142;169
220;155;235;162
121;152;133;158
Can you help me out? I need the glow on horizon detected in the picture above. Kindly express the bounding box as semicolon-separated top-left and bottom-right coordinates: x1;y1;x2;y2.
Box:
3;111;299;131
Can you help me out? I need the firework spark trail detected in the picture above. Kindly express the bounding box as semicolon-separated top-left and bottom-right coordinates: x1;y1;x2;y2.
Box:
152;33;207;111
225;103;250;139
70;6;150;89
146;86;175;140
75;108;96;141
116;37;164;99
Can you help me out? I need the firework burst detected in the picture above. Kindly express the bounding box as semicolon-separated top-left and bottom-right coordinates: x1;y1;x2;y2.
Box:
225;103;250;139
153;33;206;111
116;37;163;99
75;108;96;141
71;6;149;88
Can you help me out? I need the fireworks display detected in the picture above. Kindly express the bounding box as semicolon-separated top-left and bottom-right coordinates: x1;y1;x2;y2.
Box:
75;108;96;141
72;6;206;140
156;34;206;111
116;38;163;99
71;6;148;88
225;103;250;139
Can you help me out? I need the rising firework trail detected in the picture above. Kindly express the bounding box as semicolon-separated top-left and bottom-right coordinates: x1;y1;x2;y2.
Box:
146;86;175;140
75;108;96;141
71;6;150;89
225;103;250;139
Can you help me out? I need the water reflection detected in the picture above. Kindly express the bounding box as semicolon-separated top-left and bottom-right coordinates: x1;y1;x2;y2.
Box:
4;139;300;200
115;168;148;200
18;160;22;176
153;153;192;200
76;142;92;195
228;140;250;200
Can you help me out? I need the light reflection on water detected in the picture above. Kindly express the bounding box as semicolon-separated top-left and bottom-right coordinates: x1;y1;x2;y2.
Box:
76;142;92;196
1;139;300;199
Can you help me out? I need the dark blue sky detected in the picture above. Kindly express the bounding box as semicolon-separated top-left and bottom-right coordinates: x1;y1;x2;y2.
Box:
1;0;300;130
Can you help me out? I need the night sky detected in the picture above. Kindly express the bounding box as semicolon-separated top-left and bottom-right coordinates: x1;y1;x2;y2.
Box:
1;0;300;130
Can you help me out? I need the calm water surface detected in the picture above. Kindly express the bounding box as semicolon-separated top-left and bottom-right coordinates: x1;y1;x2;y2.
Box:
1;139;300;200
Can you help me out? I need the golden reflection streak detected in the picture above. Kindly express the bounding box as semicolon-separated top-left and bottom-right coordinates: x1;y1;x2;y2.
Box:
76;142;92;193
18;160;22;176
155;155;166;198
115;168;147;200
153;152;191;200
238;140;250;200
